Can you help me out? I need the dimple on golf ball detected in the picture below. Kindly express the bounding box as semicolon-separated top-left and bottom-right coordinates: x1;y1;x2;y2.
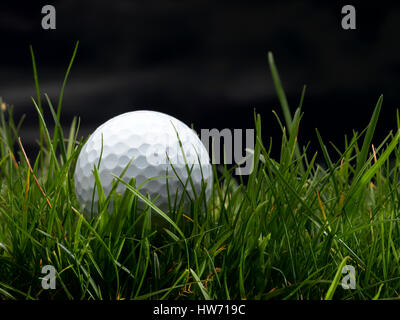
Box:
74;110;213;217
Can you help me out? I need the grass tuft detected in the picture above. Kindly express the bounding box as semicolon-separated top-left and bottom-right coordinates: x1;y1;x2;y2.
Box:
0;47;400;299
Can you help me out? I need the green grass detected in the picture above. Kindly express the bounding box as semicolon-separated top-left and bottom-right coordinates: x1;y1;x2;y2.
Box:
1;44;400;300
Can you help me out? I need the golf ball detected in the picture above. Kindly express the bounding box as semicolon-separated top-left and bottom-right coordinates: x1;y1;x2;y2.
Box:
74;110;213;217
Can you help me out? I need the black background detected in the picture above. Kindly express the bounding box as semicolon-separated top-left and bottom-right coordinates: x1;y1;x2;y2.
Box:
1;1;399;160
0;299;384;318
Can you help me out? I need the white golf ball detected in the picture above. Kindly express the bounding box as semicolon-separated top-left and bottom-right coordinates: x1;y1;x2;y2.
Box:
74;110;213;217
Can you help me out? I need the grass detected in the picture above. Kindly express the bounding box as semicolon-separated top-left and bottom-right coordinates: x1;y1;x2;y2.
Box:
1;44;400;300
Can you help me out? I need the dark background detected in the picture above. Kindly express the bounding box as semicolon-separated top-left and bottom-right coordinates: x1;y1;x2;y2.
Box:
1;1;399;160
